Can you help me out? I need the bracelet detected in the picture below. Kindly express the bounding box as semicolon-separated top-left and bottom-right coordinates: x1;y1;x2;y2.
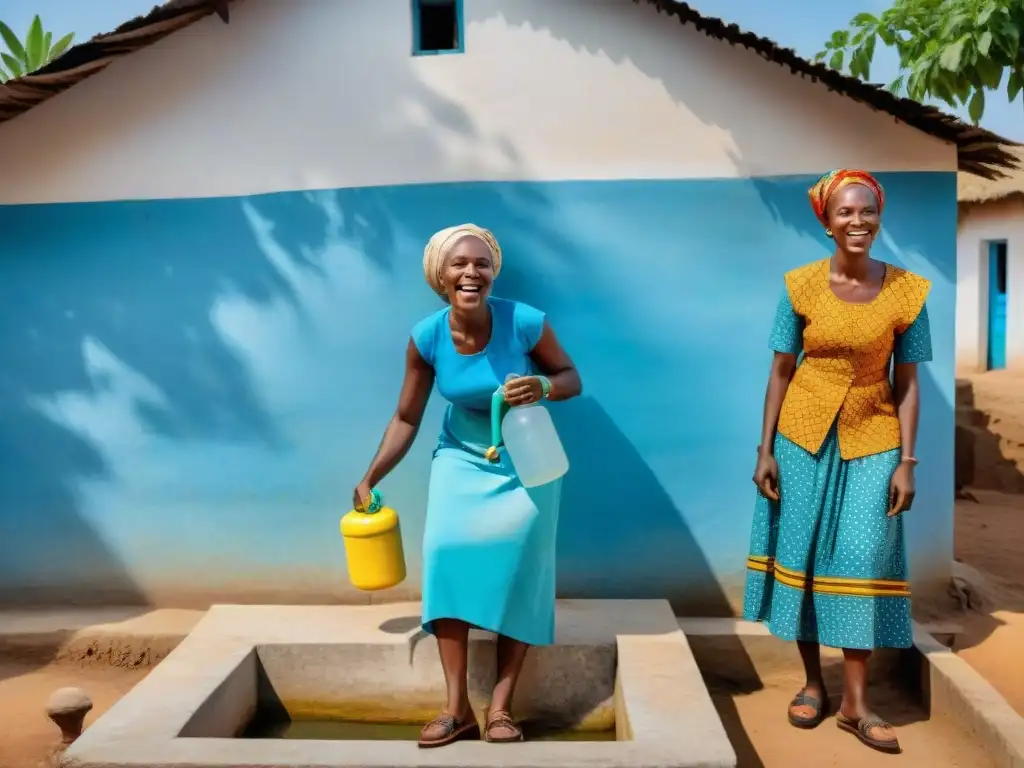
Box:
538;376;552;399
900;456;919;465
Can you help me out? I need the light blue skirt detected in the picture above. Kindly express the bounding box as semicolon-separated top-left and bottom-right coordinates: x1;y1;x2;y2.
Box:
421;405;560;646
742;424;912;650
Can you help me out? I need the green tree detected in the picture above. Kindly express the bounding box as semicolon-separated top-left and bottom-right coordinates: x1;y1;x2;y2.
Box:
0;15;75;83
816;0;1024;124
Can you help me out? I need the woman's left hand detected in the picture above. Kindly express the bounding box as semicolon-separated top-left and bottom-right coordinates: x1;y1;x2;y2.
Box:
504;376;544;406
887;462;916;517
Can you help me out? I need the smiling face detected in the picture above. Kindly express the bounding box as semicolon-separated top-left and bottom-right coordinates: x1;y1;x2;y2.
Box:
826;183;880;256
441;235;494;310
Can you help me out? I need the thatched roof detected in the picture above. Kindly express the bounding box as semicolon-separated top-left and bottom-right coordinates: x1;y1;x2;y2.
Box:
0;0;229;124
958;146;1024;204
0;0;1018;179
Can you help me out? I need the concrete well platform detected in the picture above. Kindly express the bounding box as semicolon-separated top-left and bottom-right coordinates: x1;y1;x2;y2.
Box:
63;599;736;768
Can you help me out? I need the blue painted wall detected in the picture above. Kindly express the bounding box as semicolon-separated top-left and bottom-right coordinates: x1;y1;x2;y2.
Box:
0;172;956;611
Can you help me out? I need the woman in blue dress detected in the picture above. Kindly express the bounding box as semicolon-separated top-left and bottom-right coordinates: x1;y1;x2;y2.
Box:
353;223;582;748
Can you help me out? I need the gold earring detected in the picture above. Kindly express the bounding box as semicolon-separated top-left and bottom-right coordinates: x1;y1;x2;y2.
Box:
825;228;833;238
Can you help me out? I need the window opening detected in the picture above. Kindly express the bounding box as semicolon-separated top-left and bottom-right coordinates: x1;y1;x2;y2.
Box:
413;0;462;55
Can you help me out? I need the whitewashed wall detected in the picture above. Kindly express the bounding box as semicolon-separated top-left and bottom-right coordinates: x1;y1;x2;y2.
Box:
957;198;1024;371
0;0;953;203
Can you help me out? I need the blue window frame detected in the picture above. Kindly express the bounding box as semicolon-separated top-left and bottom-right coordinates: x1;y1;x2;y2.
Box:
411;0;464;56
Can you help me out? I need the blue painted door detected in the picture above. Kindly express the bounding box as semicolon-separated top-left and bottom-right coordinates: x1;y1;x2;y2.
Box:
987;241;1008;370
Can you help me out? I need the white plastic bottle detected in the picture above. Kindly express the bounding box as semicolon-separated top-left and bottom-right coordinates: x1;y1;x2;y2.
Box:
500;374;569;488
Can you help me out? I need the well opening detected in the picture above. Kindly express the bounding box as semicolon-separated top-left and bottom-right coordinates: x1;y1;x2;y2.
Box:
180;638;621;742
246;640;619;742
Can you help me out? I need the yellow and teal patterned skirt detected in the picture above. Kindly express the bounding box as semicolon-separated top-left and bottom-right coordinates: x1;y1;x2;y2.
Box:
743;424;912;649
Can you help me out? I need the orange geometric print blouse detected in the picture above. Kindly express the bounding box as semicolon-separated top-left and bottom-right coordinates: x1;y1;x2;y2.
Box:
774;259;932;461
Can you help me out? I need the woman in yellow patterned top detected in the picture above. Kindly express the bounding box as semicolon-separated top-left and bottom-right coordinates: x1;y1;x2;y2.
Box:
743;169;931;755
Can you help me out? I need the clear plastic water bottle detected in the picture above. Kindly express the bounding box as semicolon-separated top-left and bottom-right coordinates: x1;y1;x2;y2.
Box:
500;374;569;488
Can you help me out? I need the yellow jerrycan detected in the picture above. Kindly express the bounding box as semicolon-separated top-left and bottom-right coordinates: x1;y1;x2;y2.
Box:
340;488;406;591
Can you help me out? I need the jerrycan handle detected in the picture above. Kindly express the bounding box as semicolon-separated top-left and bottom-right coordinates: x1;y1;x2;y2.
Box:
484;388;504;463
357;488;383;514
484;374;518;463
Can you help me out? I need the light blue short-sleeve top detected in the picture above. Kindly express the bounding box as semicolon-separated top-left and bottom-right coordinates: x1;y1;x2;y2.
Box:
412;298;546;448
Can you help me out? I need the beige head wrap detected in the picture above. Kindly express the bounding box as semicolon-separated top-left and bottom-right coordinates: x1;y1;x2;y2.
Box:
422;223;502;298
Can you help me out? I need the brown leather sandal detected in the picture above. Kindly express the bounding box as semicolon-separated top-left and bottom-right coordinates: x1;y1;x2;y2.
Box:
788;688;830;728
417;712;480;748
836;712;901;754
484;709;523;743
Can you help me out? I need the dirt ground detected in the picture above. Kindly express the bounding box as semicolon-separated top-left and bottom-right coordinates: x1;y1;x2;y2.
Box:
0;661;148;768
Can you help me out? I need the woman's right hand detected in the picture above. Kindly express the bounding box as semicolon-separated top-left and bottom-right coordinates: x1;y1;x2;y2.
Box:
352;480;373;511
752;451;780;501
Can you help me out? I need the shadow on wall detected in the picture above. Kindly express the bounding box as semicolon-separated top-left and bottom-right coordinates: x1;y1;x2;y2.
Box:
554;397;730;614
0;402;137;606
0;197;294;605
482;1;898;178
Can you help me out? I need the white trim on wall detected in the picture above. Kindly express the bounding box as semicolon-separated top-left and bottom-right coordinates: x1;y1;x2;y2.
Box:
0;0;955;204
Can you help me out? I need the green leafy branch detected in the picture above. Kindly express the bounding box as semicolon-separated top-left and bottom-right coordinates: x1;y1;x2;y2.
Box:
815;0;1024;123
0;15;75;83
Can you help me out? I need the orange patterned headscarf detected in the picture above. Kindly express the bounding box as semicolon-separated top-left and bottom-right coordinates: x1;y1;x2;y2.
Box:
808;169;885;227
